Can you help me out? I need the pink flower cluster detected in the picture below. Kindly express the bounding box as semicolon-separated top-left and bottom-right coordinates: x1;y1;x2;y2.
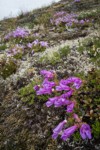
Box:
5;27;29;40
27;39;48;49
50;11;89;27
34;70;92;141
6;44;24;57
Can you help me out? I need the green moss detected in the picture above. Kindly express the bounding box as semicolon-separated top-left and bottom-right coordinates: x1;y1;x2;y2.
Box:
0;59;17;79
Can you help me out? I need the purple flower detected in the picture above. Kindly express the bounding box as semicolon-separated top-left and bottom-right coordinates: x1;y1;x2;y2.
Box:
36;87;50;95
54;97;70;107
61;125;78;141
40;70;54;79
66;101;75;113
61;90;73;98
46;95;70;108
60;77;82;89
36;79;55;95
40;41;48;47
34;85;40;91
56;83;71;91
13;27;29;38
46;97;58;107
52;120;67;139
80;124;92;139
80;20;85;24
5;27;29;39
42;78;55;87
32;39;39;45
27;43;33;48
74;0;80;2
5;32;13;40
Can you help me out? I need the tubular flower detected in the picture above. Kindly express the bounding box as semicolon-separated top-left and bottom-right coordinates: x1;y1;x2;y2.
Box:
60;77;82;89
54;97;70;107
80;124;92;140
52;120;67;139
56;83;71;91
61;90;73;98
61;125;78;141
66;101;75;113
46;97;58;107
42;78;55;87
36;87;52;95
46;96;70;107
36;79;55;95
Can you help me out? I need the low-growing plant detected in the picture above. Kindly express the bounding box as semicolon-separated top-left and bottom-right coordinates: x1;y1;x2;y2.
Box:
0;44;7;51
92;121;100;139
75;69;100;139
0;59;17;79
33;69;100;141
27;39;48;52
19;79;49;104
77;37;100;66
19;82;36;104
35;12;52;27
50;10;92;31
59;46;70;57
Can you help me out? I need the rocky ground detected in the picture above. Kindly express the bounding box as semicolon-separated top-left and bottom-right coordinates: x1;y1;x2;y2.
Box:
0;0;100;149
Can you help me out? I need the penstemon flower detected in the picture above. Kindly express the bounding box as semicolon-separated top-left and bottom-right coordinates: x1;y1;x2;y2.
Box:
66;101;75;113
80;123;92;140
34;70;92;141
52;120;67;139
61;125;78;141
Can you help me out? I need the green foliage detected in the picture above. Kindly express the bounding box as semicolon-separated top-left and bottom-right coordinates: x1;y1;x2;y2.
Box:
13;53;23;59
39;51;61;65
35;12;52;26
77;45;84;53
0;59;17;79
19;80;49;104
73;132;81;142
92;121;100;139
59;46;70;57
49;52;61;65
78;8;100;23
0;44;7;51
34;45;46;52
39;46;70;65
19;82;36;104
